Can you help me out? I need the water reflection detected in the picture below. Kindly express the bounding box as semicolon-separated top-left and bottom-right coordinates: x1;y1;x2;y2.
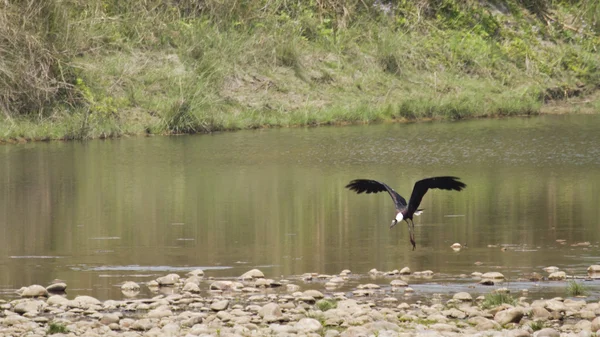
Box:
0;114;599;300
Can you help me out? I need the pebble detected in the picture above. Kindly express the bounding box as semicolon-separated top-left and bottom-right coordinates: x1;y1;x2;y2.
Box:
2;270;598;337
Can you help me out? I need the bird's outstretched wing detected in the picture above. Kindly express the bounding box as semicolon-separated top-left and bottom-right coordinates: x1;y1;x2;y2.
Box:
407;176;466;216
345;179;407;210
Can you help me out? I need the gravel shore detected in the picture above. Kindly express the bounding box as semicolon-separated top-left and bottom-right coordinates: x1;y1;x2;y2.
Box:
2;267;600;337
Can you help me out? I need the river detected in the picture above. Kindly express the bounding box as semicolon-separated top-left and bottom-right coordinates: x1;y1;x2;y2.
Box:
1;114;599;300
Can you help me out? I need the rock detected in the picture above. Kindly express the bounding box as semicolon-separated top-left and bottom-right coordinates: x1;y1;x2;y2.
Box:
548;271;566;280
182;282;200;293
240;269;264;280
148;308;172;318
531;306;551;320
482;272;505;279
510;329;532;337
156;274;180;286
529;272;543;281
100;313;121;325
185;275;202;285
453;292;472;301
162;323;180;335
399;267;411;275
210;299;229;311
21;285;48;297
545;299;567;313
474;318;500;331
580;310;596;320
442;308;466;319
536;328;560;337
121;289;139;297
364;320;400;332
47;295;69;306
259;303;282;318
3;314;30;325
286;284;300;292
543;266;560;273
390;279;408;287
187;269;205;277
295;318;322;332
480;279;497;285
329;277;345;284
415;270;434;276
70;295;101;308
588;268;600;279
340;326;370;337
14;300;46;314
255;278;273;288
46;283;67;293
303;289;324;299
591;316;600;331
494;308;524;325
431;323;458;332
337;299;359;311
565;298;586;310
121;281;140;291
131;318;154;331
210;280;242;291
575;319;592;331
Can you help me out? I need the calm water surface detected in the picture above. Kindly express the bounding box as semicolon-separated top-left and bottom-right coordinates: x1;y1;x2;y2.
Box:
1;114;599;300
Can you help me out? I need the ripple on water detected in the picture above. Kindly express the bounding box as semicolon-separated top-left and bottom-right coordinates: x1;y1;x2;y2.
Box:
10;255;63;259
79;265;233;272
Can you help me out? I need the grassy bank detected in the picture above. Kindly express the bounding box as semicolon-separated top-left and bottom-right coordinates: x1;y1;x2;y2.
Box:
1;0;599;142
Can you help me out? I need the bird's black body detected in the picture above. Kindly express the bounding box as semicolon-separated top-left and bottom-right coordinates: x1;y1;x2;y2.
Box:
345;176;466;250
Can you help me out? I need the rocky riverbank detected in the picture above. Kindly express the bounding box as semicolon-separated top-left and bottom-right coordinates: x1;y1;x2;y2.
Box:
2;267;600;337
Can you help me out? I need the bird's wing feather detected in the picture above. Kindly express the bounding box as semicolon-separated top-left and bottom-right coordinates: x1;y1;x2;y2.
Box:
345;179;407;209
407;176;466;216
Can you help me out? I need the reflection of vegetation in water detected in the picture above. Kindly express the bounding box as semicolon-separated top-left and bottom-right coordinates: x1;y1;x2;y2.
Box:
566;280;589;297
1;0;599;142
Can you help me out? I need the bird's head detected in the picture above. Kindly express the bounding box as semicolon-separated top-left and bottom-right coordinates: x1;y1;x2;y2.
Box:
390;212;403;228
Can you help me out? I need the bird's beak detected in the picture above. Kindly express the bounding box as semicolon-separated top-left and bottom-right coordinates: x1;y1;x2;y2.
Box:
390;219;397;228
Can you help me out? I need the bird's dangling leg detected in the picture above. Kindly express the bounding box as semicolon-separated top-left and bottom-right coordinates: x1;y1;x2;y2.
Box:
407;219;416;250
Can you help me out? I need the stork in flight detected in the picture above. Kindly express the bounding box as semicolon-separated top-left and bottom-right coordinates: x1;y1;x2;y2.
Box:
345;176;466;250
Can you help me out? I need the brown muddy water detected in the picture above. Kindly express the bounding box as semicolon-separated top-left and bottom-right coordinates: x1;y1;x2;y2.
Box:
0;114;599;301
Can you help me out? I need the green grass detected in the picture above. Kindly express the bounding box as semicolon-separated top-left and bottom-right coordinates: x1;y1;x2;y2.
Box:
316;299;337;312
47;322;69;334
1;0;599;142
566;280;589;297
529;320;545;331
481;293;517;309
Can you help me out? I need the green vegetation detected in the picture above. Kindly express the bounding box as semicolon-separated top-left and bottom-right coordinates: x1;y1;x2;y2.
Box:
1;0;599;142
566;280;589;296
481;292;517;308
47;322;69;334
529;320;545;331
316;299;337;311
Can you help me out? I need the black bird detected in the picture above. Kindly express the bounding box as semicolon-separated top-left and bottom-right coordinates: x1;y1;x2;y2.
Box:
345;176;466;250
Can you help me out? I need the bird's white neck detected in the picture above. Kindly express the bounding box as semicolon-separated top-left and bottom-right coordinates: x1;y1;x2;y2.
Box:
395;212;404;222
